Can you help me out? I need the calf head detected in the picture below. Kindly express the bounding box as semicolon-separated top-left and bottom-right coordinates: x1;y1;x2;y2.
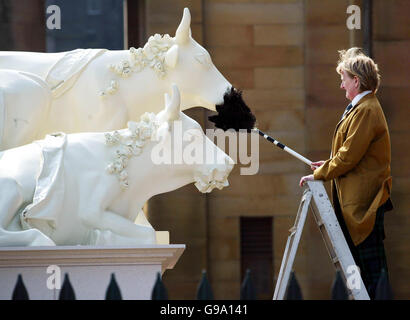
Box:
153;84;234;193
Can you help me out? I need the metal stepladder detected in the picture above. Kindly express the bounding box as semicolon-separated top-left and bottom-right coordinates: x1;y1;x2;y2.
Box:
273;180;370;300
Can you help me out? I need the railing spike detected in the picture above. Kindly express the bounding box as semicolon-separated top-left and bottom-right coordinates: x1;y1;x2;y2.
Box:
331;270;348;300
240;269;256;300
59;273;76;300
375;269;393;300
105;273;122;300
196;269;214;300
12;274;29;300
285;271;303;300
151;272;168;300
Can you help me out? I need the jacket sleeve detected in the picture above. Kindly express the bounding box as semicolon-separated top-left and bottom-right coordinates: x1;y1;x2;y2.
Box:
314;107;376;181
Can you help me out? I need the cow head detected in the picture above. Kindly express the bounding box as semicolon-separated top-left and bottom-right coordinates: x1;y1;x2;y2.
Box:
165;8;256;131
152;84;234;193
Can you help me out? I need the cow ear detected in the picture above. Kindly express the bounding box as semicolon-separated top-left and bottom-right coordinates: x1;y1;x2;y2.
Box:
175;7;191;44
164;84;181;122
165;44;178;69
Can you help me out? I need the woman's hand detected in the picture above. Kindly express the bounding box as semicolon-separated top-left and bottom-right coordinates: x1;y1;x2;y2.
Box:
299;174;314;187
310;160;325;171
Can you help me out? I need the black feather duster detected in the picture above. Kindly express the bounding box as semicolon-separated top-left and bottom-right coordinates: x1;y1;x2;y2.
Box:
208;87;256;131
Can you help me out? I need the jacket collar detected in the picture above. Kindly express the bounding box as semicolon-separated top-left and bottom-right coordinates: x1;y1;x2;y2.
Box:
330;92;376;158
336;92;375;128
352;90;372;108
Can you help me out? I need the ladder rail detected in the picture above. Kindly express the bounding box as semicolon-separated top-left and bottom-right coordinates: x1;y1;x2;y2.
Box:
307;181;369;300
273;189;312;300
273;181;370;300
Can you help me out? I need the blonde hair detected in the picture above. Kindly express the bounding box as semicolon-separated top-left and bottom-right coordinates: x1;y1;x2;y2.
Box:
337;47;366;64
336;49;381;93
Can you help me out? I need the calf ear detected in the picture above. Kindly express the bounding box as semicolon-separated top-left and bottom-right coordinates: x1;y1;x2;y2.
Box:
164;84;181;122
165;44;178;69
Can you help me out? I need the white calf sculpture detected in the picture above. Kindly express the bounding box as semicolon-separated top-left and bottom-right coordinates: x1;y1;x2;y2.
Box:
0;8;246;150
0;85;234;246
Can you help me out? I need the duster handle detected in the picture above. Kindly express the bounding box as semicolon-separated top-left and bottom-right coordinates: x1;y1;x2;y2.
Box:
255;129;312;166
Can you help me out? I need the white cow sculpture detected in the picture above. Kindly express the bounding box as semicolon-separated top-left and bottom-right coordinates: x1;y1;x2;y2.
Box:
0;70;52;150
0;84;234;246
0;8;244;151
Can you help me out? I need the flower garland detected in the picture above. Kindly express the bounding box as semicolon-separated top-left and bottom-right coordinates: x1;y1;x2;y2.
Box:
104;112;233;193
104;112;158;189
100;34;174;98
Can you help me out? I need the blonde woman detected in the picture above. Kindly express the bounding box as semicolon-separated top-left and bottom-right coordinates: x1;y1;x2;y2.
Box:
300;49;393;299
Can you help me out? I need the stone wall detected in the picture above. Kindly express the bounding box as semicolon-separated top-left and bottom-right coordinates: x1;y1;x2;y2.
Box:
372;0;410;299
304;0;352;299
0;0;46;51
145;0;209;299
204;0;306;299
146;0;410;300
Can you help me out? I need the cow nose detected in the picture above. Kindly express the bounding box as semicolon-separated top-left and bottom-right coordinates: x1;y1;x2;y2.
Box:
193;156;234;193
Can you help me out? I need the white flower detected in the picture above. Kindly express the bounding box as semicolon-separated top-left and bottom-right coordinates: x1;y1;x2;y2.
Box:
154;62;163;71
134;139;144;148
122;69;131;78
132;145;142;156
140;126;152;140
105;131;120;145
103;80;118;95
127;121;139;135
116;146;130;158
110;80;118;88
120;180;129;189
106;163;115;174
113;159;124;171
119;170;128;181
141;112;151;123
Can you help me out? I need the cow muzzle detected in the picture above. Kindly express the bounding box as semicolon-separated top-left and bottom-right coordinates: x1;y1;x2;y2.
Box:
194;157;234;193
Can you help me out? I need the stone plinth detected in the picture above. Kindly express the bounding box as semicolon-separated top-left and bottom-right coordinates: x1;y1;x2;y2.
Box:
0;244;185;300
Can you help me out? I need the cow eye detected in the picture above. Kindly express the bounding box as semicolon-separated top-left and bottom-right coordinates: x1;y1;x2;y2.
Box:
195;53;211;68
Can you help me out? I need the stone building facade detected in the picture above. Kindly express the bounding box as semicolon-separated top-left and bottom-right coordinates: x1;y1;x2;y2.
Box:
0;0;408;299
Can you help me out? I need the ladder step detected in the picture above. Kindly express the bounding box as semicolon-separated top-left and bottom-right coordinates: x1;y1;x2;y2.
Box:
332;256;339;264
289;226;297;235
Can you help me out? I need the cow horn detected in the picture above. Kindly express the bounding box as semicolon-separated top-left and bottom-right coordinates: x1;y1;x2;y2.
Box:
165;83;181;121
175;8;191;44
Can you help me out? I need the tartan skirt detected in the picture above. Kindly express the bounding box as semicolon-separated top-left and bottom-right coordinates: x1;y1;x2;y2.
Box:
332;192;390;299
354;204;389;299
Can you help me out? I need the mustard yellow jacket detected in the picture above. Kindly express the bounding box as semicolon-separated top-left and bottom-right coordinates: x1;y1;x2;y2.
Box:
313;93;392;245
